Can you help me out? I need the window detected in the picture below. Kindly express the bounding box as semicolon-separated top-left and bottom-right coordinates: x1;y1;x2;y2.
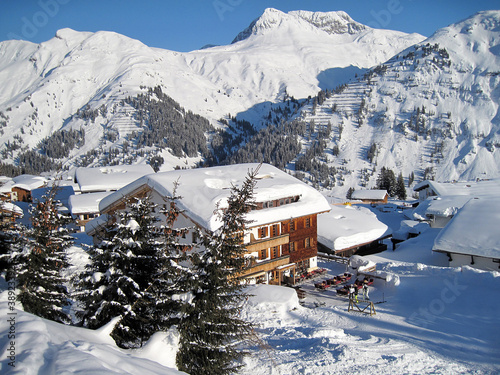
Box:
289;220;295;232
271;224;279;237
305;217;311;228
260;249;267;259
259;226;268;238
305;237;310;248
272;246;279;259
289;241;295;252
280;199;284;206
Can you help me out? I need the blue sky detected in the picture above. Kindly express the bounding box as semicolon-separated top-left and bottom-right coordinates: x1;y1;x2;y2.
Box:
1;0;498;51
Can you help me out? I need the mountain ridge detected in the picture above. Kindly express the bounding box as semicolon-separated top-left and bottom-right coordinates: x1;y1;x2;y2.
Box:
0;9;498;189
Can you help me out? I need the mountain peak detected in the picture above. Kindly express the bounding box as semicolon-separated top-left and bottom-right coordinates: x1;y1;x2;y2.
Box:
290;10;366;35
232;8;366;43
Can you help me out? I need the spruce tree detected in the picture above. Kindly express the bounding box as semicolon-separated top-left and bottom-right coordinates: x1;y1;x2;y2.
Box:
396;173;407;200
376;167;397;197
78;193;195;348
346;187;355;200
15;185;73;323
176;166;257;375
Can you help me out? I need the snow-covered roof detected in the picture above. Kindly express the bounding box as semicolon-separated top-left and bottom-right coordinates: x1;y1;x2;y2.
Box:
412;195;473;219
432;197;500;259
412;179;500;219
75;165;155;193
68;191;113;215
12;174;47;191
0;201;23;216
351;189;388;201
317;204;391;251
99;163;331;231
414;179;500;197
393;220;430;240
0;178;14;194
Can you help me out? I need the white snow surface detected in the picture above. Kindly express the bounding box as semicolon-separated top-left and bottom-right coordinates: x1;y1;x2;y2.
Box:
10;175;46;191
432;196;500;258
75;165;155;193
1;205;500;374
99;163;331;231
68;191;113;215
317;204;390;251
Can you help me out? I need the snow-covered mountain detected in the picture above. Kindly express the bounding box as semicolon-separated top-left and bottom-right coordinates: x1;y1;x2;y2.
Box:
290;10;500;191
0;8;423;170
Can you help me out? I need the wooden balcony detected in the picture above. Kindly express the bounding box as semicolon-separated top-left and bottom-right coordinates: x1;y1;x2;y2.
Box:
241;255;291;278
245;234;289;253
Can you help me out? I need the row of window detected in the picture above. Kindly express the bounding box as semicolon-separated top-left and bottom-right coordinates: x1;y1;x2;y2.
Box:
258;237;313;260
258;217;312;239
253;196;300;210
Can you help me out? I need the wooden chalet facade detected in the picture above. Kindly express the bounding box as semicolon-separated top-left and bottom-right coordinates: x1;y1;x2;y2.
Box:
350;190;388;204
87;163;331;286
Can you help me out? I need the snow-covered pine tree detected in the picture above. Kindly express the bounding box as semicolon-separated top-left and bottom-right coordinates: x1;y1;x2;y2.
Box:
15;185;73;323
176;165;258;375
78;192;195;348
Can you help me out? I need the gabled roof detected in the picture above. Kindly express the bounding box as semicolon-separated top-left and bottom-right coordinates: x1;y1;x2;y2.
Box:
351;189;388;201
432;197;500;259
99;163;331;231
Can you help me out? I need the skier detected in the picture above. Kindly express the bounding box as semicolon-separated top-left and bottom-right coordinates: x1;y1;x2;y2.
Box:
362;282;369;300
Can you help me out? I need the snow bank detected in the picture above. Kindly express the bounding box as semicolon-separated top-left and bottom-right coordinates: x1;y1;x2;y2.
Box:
0;288;184;374
349;254;376;272
245;284;300;313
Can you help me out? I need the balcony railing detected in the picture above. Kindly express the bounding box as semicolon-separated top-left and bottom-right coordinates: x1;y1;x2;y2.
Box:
240;255;291;277
245;234;289;253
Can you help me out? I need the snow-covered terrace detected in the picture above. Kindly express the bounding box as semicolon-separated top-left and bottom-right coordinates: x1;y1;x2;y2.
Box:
317;204;391;252
99;163;331;232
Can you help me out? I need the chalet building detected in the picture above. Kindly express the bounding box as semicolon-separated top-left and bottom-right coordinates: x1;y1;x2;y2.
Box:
413;179;500;228
350;189;388;204
86;163;331;285
432;197;500;272
10;175;47;202
68;192;112;232
0;201;23;223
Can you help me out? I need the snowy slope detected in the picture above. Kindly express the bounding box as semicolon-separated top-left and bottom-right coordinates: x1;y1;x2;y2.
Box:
0;8;423;167
294;10;500;193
